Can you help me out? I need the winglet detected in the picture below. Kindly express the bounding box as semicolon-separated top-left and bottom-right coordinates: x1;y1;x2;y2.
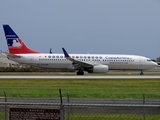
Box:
62;47;70;57
49;48;52;54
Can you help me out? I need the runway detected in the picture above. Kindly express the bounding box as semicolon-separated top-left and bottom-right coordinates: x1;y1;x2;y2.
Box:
0;75;160;79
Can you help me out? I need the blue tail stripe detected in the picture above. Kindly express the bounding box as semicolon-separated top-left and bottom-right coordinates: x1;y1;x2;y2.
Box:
3;25;19;39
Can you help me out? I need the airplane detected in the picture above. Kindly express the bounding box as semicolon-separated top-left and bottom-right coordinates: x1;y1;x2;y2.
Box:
2;24;158;75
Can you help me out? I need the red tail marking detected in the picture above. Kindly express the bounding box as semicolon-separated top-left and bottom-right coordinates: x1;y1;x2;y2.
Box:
8;39;41;54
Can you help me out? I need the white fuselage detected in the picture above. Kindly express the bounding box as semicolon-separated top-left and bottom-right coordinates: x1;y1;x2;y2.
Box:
8;53;157;71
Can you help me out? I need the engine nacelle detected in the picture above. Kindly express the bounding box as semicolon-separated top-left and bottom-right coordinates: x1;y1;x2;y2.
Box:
87;65;109;73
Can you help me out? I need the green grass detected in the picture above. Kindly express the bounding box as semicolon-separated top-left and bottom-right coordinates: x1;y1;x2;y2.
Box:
0;113;159;120
67;114;160;120
0;79;160;98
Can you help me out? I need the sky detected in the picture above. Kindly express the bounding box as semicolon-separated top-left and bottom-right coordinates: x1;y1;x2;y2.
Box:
0;0;160;59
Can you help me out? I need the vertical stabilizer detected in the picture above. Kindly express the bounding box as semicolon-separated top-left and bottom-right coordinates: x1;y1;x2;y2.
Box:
3;25;41;54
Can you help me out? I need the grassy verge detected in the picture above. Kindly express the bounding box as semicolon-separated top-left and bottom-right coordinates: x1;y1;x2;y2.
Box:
0;79;160;98
0;113;159;120
67;114;160;120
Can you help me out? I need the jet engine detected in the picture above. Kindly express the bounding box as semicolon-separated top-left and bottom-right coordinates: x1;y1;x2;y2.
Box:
87;65;109;73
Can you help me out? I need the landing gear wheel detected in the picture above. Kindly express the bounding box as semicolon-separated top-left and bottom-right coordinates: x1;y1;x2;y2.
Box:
77;71;80;75
77;71;84;75
140;70;144;75
81;71;84;75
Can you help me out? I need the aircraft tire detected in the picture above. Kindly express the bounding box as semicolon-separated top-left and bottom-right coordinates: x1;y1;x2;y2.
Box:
140;71;144;75
77;71;84;75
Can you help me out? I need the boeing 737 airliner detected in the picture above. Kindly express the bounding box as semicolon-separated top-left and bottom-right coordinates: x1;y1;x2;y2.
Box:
2;25;158;75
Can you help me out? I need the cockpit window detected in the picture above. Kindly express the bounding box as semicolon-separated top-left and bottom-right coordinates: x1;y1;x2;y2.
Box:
146;59;151;61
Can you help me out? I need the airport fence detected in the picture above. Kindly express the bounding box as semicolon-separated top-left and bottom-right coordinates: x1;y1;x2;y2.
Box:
0;96;160;120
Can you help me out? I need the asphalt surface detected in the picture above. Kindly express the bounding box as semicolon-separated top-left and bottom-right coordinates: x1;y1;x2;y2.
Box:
0;75;160;79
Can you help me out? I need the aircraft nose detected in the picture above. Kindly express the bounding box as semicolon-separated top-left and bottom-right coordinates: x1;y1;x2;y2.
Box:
152;61;158;66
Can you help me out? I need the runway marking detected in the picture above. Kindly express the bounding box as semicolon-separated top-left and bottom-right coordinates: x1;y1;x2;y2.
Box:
0;76;160;79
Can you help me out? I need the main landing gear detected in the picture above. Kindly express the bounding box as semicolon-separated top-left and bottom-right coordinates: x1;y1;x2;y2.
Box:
140;70;144;75
77;70;84;75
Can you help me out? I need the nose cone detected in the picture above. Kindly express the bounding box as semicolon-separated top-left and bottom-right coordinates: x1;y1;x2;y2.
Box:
151;61;158;67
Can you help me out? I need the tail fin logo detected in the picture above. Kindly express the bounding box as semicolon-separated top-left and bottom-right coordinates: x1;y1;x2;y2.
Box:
3;24;41;54
7;38;22;48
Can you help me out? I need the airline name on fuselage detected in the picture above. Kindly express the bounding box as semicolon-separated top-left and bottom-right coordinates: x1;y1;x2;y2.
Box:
105;57;132;59
40;55;133;60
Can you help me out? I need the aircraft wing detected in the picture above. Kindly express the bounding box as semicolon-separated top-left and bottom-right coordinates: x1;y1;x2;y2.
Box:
2;52;20;58
62;48;94;69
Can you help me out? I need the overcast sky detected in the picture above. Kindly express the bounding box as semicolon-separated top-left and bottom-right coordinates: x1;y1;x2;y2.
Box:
0;0;160;59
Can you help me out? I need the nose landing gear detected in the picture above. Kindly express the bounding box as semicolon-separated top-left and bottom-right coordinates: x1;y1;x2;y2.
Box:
140;70;144;75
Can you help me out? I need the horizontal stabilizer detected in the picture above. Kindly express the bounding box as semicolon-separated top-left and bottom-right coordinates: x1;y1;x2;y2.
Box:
3;52;20;58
